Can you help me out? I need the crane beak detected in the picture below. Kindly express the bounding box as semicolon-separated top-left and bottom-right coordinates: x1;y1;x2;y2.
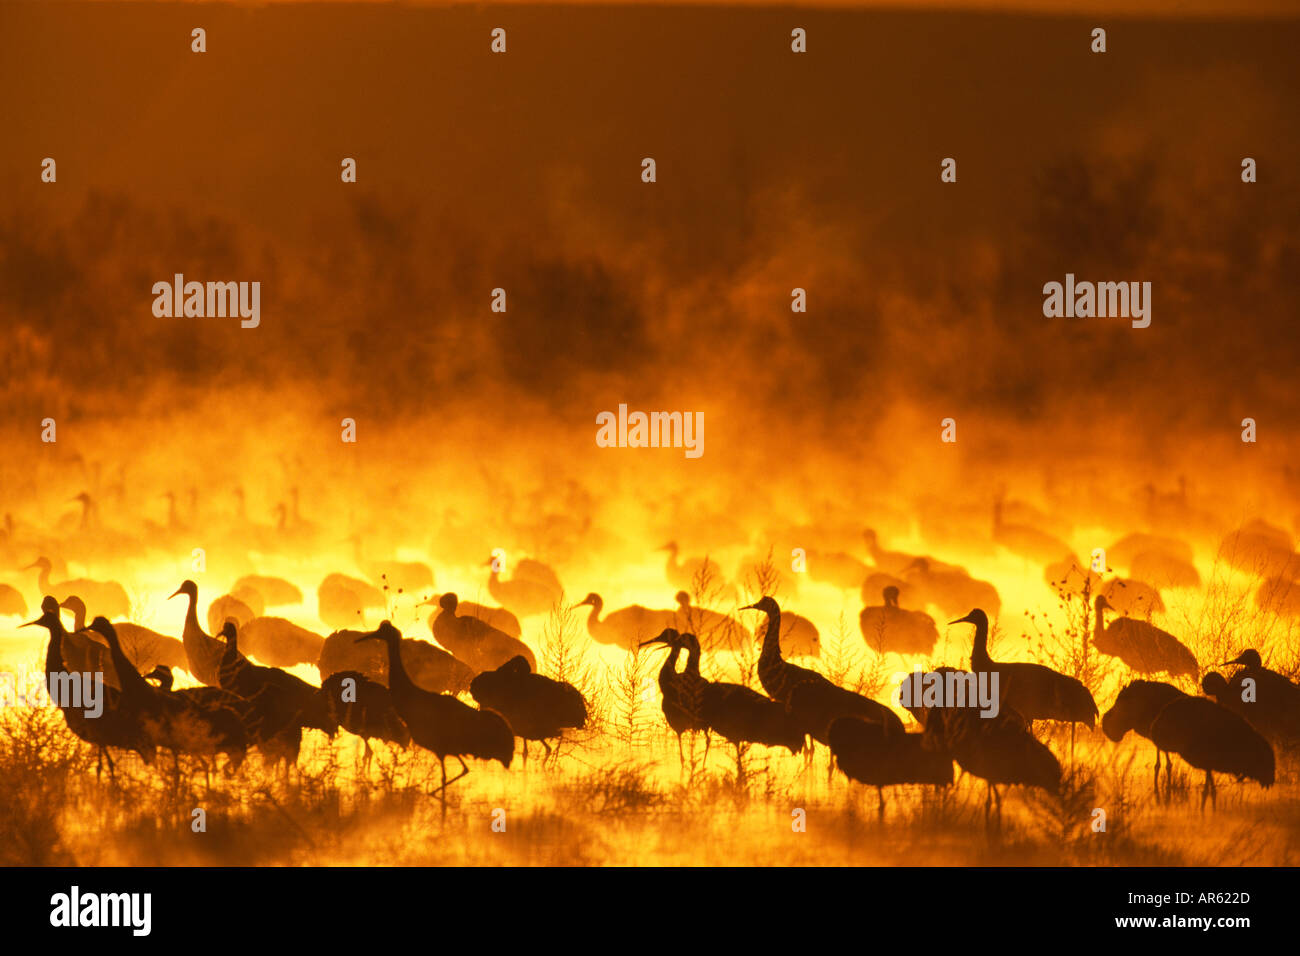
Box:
167;587;183;599
739;602;759;611
19;617;41;628
949;612;977;626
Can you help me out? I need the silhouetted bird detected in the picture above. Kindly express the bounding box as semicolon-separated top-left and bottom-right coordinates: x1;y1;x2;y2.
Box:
357;621;513;813
234;616;325;669
434;592;536;673
0;583;26;616
169;580;227;686
60;595;187;676
660;541;733;598
1204;649;1300;746
90;617;247;768
640;628;709;764
26;557;130;619
207;593;258;635
673;591;747;653
905;558;1002;620
488;560;561;618
922;705;1060;827
318;572;386;630
470;655;587;761
992;494;1073;566
423;596;521;639
318;628;475;695
1100;577;1166;617
232;574;303;608
745;596;902;743
955;608;1097;729
23;598;154;776
859;586;938;656
828;715;952;818
1102;680;1191;797
1149;694;1274;810
1093;595;1197;679
321;670;411;767
349;533;434;593
576;592;676;650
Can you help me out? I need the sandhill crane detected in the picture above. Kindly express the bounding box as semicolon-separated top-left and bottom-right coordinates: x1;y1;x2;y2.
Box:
470;655;587;762
687;633;803;759
348;533;434;593
859;586;938;656
145;664;263;766
433;593;537;673
207;593;257;634
89;617;247;769
1149;695;1274;810
828;715;952;817
318;628;475;695
640;628;710;764
660;541;736;601
487;561;561;618
232;574;303;608
863;529;918;576
1101;680;1192;797
1108;532;1194;569
1100;577;1165;617
575;592;676;650
25;557;130;619
23;598;154;776
955;608;1097;729
1217;521;1300;578
673;591;747;653
0;583;26;616
861;571;914;607
1129;551;1200;590
1255;576;1300;618
318;572;387;630
422;596;522;639
805;549;869;591
169;580;227;686
752;606;821;658
234;617;324;669
905;558;1002;620
59;595;188;676
1207;650;1300;745
320;671;411;768
993;494;1074;566
922;705;1061;827
1093;595;1197;679
744;596;902;743
216;621;336;767
512;558;564;595
356;621;513;814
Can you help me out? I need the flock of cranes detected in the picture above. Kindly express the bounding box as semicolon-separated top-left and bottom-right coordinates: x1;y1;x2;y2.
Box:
5;489;1300;830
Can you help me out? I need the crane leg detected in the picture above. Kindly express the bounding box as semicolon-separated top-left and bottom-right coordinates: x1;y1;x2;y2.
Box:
676;733;685;770
702;730;711;767
1164;754;1172;802
877;786;886;821
1200;771;1210;812
522;738;528;769
1153;749;1161;799
1209;772;1217;811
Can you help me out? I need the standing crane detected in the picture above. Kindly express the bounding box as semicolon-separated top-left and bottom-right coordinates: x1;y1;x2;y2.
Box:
858;586;939;657
169;580;227;686
320;670;411;769
1093;595;1197;679
954;608;1097;730
356;621;513;815
1148;694;1274;810
469;656;587;763
743;596;902;743
1101;680;1191;798
828;715;952;818
433;593;537;673
639;628;709;765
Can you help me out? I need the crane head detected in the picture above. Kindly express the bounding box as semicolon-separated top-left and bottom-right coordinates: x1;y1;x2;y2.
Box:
87;616;118;645
438;592;459;612
1224;649;1262;669
21;596;63;631
169;580;198;600
740;595;780;616
639;628;680;649
573;593;600;609
949;609;987;628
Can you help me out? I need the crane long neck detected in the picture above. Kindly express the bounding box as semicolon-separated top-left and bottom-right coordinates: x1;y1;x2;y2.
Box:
684;641;702;678
42;620;66;687
38;564;52;592
970;619;992;670
758;608;783;664
584;600;603;630
181;591;201;637
659;645;682;682
384;637;414;695
1093;601;1107;642
101;628;151;700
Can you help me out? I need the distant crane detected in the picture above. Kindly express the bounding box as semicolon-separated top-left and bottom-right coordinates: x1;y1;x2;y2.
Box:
954;608;1097;730
904;558;1002;620
1093;595;1197;679
487;560;561;618
421;596;522;639
318;628;475;695
234;617;325;669
348;533;434;593
575;592;676;650
59;595;188;676
659;541;732;598
433;593;537;673
1099;578;1166;617
232;574;304;608
992;494;1074;566
26;557;130;619
673;591;747;653
744;596;902;743
356;621;513;815
470;655;587;762
858;586;938;656
0;583;26;617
